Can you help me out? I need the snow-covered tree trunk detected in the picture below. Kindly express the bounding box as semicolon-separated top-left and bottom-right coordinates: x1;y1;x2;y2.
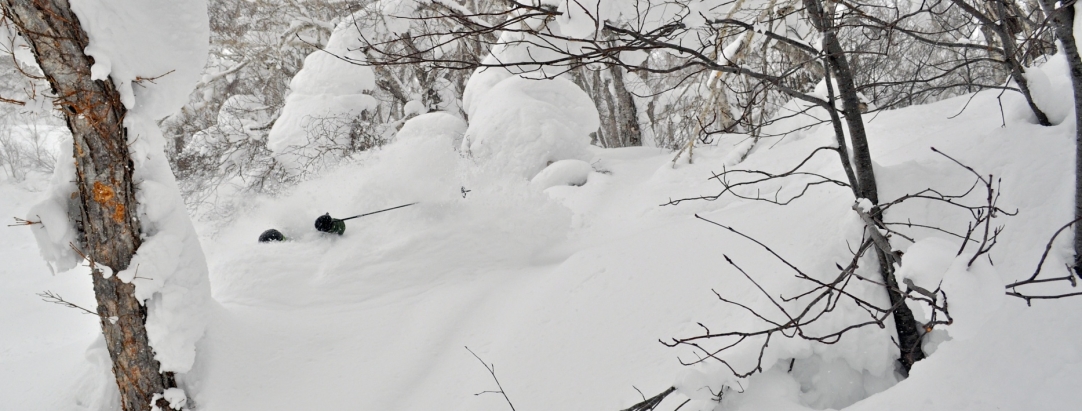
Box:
0;1;178;410
1034;0;1082;275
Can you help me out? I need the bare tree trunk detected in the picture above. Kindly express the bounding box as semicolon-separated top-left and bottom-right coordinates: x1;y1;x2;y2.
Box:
805;0;877;203
571;63;642;148
804;0;926;373
610;65;642;146
1035;0;1082;275
597;69;619;148
0;1;177;410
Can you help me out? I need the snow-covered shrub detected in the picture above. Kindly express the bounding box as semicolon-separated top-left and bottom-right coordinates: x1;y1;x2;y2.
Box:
176;94;291;218
266;10;380;174
267;0;482;177
161;0;341;217
462;75;599;178
0;54;64;182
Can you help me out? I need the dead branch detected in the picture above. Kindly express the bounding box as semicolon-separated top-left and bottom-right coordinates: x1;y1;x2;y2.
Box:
667;149;1013;379
1006;216;1082;305
132;69;176;86
664;214;903;379
620;387;677;411
465;346;517;411
37;290;97;316
663;146;850;207
8;216;41;226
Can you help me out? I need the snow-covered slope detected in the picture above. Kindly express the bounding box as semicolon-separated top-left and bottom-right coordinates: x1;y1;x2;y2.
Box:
0;175;99;410
4;73;1082;410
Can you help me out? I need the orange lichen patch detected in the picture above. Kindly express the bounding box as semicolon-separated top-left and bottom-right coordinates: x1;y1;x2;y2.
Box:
91;181;126;224
112;203;125;224
92;181;115;204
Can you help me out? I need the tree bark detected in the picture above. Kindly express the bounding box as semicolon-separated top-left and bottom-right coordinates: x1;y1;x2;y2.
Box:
0;1;177;410
609;65;642;146
596;69;619;148
804;0;879;204
1034;0;1082;276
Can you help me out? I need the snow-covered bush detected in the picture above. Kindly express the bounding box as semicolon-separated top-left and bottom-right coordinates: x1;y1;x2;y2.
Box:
0;50;63;182
463;75;599;178
169;0;486;219
266;10;380;172
176;94;290;219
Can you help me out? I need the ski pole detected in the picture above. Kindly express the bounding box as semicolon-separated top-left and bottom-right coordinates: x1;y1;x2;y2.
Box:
339;202;418;221
315;202;418;235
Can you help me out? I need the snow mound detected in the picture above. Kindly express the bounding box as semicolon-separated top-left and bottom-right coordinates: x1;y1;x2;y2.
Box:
1024;58;1074;125
939;255;1004;341
1003;53;1075;125
896;237;957;295
403;99;428;117
124;117;213;373
530;159;593;190
463;76;599;178
396;112;467;148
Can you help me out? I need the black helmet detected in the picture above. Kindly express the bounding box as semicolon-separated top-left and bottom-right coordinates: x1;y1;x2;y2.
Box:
258;228;286;242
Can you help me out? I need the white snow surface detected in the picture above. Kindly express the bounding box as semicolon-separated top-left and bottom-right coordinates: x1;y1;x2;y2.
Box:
6;19;1082;411
6;79;1082;409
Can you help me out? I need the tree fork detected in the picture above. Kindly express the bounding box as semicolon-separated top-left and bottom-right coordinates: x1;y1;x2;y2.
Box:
0;1;177;410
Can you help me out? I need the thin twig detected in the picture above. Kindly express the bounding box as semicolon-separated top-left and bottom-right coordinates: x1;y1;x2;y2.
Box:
620;387;676;411
37;290;97;316
8;216;41;226
465;346;517;411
